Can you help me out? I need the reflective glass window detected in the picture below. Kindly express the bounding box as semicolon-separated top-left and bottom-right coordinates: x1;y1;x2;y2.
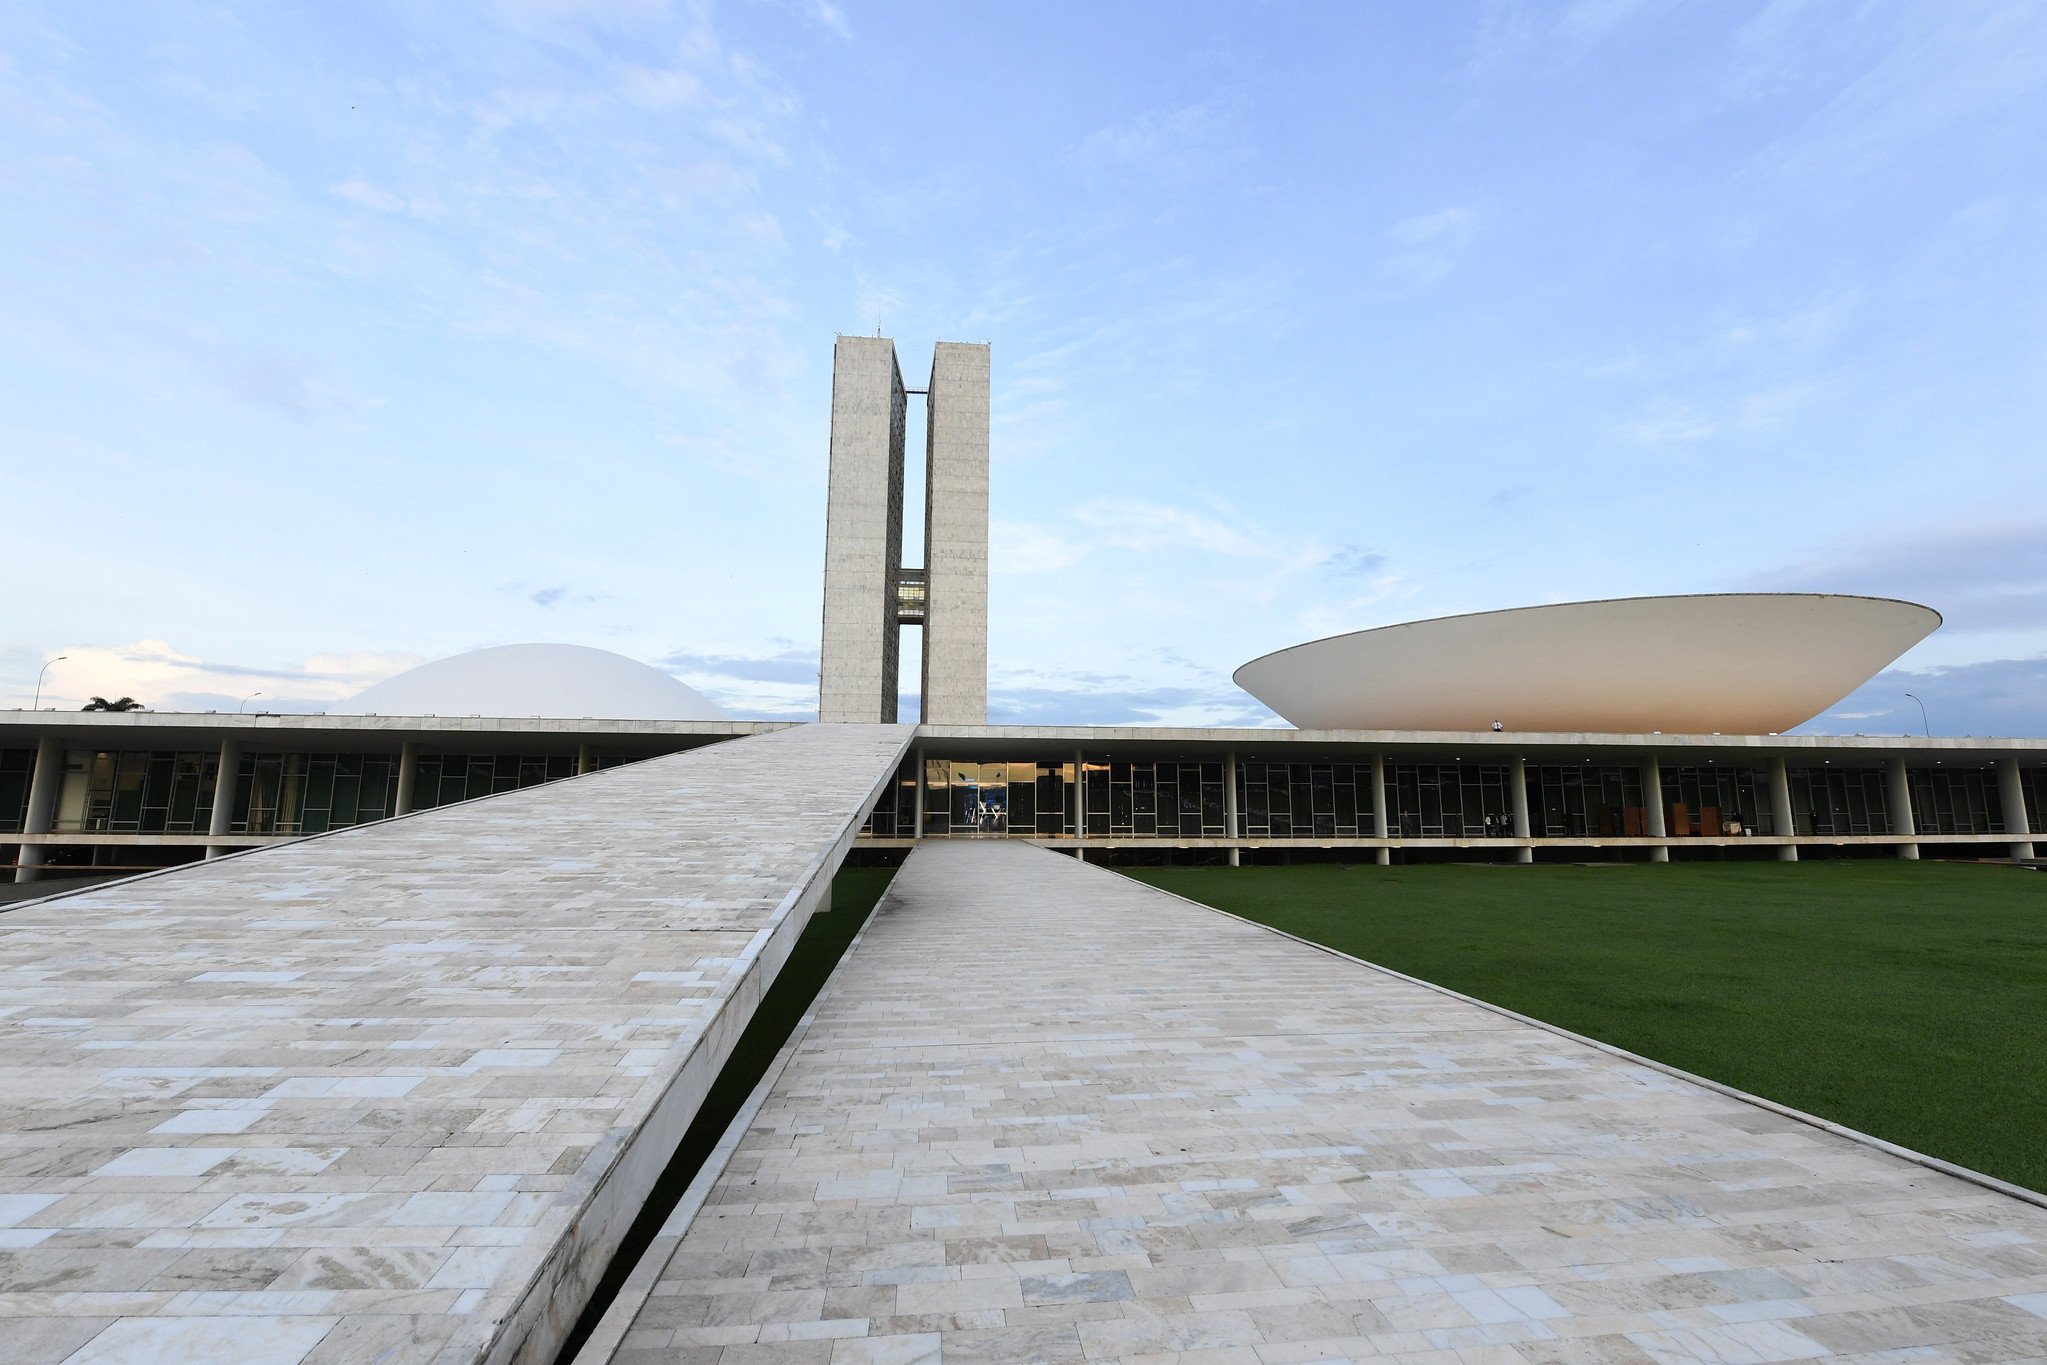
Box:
60;750;218;833
1906;767;2004;835
412;753;575;811
1787;768;1892;835
0;749;33;834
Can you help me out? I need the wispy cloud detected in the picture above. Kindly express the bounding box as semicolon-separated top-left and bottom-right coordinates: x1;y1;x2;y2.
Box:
1382;206;1479;286
656;641;821;719
1470;0;1657;80
1711;294;1856;355
1752;521;2047;633
1289;581;1414;644
525;585;602;609
993;499;1406;657
807;1;852;42
989;668;1280;728
333;178;408;214
1322;546;1389;579
1799;654;2047;737
993;499;1394;611
1621;408;1718;445
1072;102;1249;185
0;641;422;713
1072;499;1270;559
1386;206;1478;247
991;684;1278;728
661;643;818;686
1750;3;2047;190
231;353;380;422
990;520;1088;574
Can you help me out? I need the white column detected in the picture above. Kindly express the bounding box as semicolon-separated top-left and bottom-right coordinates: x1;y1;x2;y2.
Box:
1642;755;1669;863
1997;757;2034;861
205;738;240;860
1072;748;1085;861
1510;756;1532;863
13;736;62;884
394;741;419;817
1886;756;1919;860
912;747;926;839
1769;754;1797;862
1371;753;1390;866
576;742;594;776
1224;749;1240;867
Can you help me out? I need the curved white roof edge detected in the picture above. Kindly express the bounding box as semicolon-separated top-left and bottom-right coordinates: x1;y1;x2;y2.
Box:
1233;593;1941;736
1234;592;1942;679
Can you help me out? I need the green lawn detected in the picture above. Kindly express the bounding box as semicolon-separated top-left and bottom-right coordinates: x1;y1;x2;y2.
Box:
1120;860;2047;1193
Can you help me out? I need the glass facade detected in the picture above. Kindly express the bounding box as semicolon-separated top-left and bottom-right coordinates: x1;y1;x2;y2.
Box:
1787;767;1891;836
921;760;1073;837
2020;767;2047;834
892;568;928;624
1907;767;2006;836
1526;764;1645;836
1240;761;1373;838
886;759;1385;841
864;756;2047;845
862;760;922;837
58;750;219;833
1087;760;1227;839
1389;763;1512;837
3;746;642;844
1660;765;1768;836
11;738;2039;855
412;753;579;810
232;753;402;835
0;749;33;834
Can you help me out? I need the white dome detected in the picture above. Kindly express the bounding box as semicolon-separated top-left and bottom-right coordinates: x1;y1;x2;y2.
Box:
335;644;729;721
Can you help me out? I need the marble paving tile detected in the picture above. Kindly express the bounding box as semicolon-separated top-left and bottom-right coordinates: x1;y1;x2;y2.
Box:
0;723;910;1363
609;840;2047;1363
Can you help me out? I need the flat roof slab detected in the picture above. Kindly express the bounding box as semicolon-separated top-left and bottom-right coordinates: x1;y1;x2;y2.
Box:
608;840;2047;1363
0;722;910;1365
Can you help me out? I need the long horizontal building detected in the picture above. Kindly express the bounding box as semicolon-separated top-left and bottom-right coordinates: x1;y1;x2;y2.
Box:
5;712;2042;884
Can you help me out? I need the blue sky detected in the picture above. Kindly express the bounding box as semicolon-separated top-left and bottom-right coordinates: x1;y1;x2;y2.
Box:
3;0;2044;735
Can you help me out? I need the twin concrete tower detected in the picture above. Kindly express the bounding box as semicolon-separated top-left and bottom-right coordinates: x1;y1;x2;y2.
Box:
818;336;989;724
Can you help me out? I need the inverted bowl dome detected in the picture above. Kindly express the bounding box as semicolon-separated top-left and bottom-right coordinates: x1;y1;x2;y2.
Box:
1233;594;1939;735
335;644;728;721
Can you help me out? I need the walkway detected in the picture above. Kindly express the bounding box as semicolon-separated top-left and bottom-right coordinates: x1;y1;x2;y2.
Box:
607;841;2047;1363
0;722;911;1365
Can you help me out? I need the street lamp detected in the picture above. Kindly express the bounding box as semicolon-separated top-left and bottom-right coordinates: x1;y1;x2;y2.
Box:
238;691;263;714
1903;692;1930;738
32;655;66;710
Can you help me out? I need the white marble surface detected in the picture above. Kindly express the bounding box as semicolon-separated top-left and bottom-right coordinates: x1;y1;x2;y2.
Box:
0;723;910;1364
612;840;2047;1363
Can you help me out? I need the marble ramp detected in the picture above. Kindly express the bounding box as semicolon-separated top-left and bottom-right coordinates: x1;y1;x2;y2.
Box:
0;722;911;1365
606;839;2047;1364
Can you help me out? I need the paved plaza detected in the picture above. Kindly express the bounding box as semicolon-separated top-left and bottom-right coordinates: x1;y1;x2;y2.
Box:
605;841;2047;1364
0;723;910;1365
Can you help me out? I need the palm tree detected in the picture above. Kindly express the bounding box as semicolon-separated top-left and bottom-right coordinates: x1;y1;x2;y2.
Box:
81;696;146;712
